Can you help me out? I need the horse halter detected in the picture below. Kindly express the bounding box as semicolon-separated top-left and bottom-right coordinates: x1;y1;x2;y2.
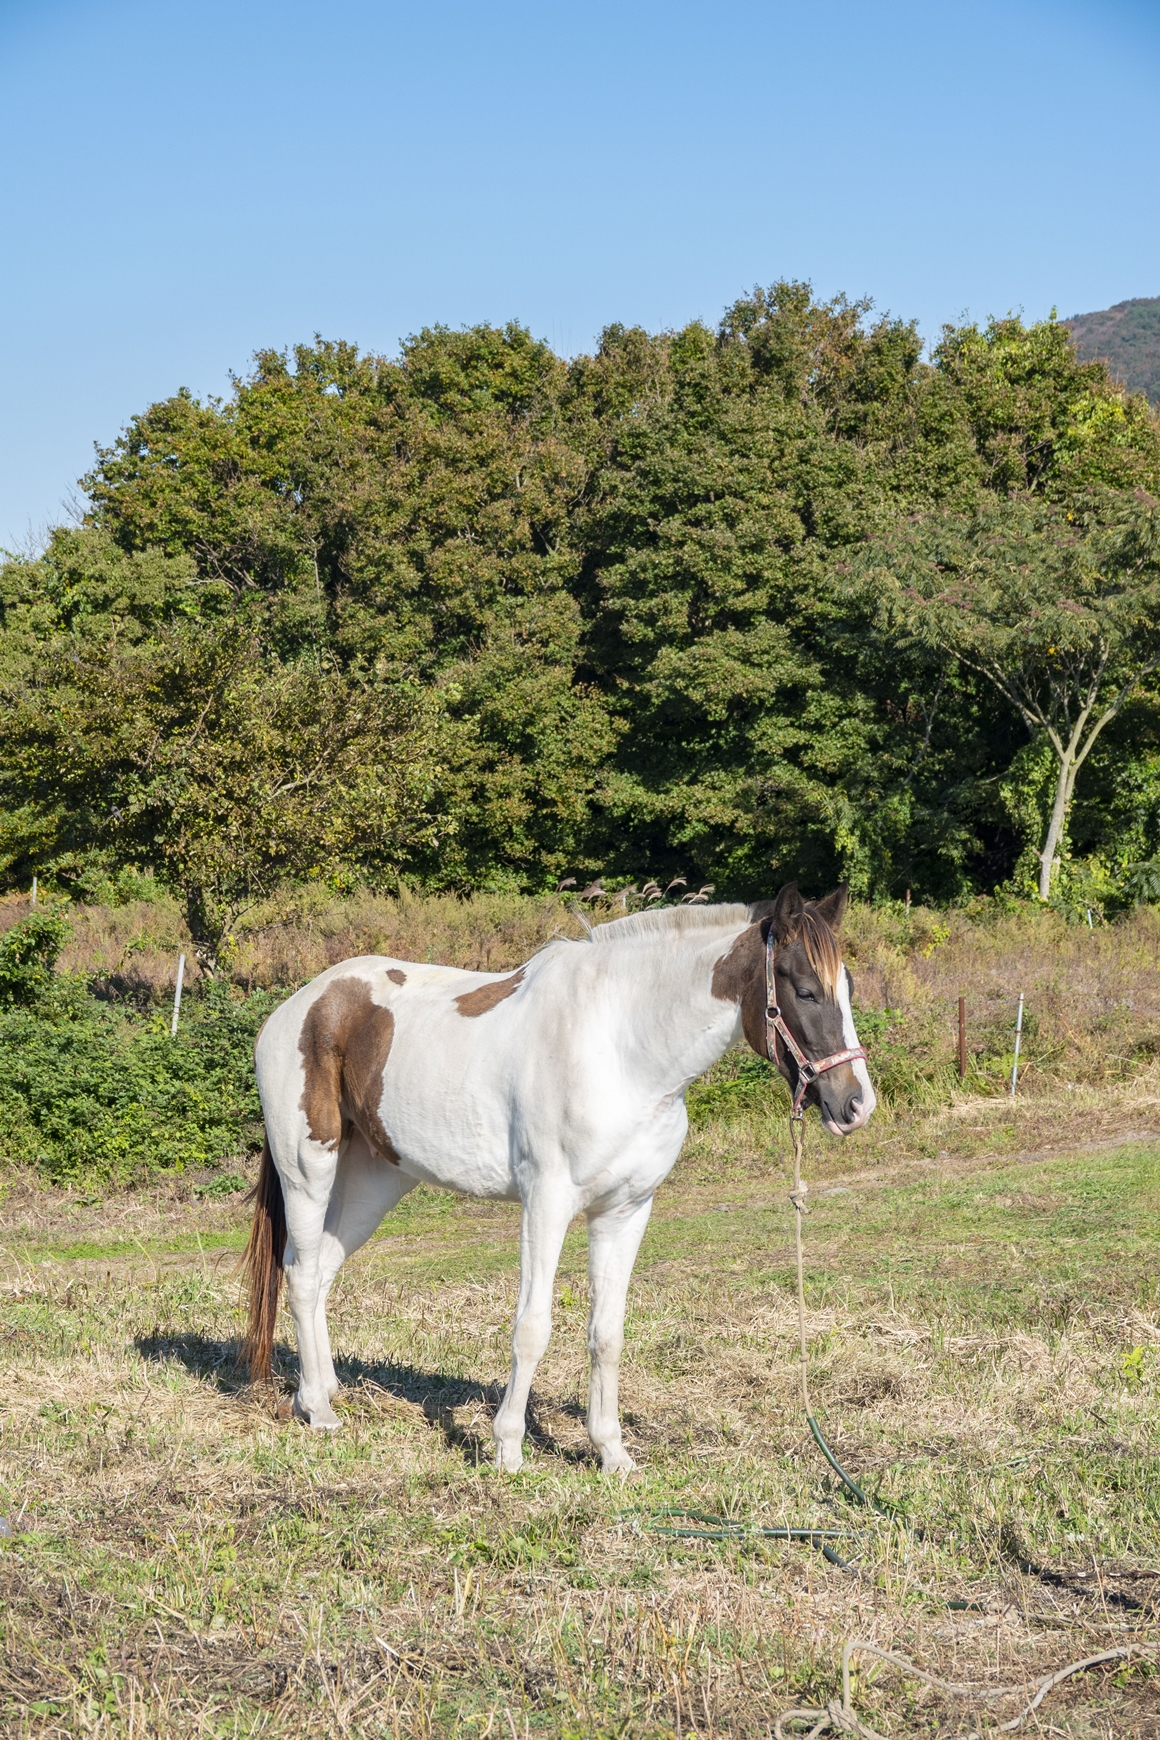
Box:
765;927;867;1121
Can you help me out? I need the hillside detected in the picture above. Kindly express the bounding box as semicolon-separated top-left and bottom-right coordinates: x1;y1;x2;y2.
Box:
1064;294;1160;404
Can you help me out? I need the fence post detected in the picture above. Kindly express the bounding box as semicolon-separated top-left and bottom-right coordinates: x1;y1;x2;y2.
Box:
30;876;37;908
957;995;966;1081
904;887;911;917
1009;993;1024;1097
171;953;186;1038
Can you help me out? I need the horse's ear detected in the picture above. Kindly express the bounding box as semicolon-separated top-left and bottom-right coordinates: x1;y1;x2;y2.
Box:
812;884;849;933
771;882;804;942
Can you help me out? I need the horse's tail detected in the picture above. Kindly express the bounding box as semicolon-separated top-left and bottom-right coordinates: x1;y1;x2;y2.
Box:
242;1133;286;1385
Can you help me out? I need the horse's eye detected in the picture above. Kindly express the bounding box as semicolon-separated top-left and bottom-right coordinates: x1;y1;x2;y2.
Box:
796;987;816;1002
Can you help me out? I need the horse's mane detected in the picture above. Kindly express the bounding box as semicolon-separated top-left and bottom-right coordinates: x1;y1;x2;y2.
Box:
586;899;842;996
588;903;751;944
796;908;842;996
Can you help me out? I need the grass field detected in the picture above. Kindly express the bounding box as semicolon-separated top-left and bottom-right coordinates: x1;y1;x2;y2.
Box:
2;1071;1159;1736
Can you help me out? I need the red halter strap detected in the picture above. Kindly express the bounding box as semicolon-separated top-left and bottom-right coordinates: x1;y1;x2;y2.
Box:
765;928;867;1121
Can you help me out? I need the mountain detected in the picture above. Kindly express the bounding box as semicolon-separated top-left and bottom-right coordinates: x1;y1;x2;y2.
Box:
1063;296;1160;406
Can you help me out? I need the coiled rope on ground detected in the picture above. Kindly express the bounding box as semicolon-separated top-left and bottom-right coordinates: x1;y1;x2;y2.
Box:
643;1111;1159;1734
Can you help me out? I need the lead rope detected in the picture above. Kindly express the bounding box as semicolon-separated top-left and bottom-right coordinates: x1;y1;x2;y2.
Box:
789;1110;885;1522
790;1114;809;1419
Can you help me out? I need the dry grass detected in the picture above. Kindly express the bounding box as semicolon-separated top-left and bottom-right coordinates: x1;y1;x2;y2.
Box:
1;1110;1158;1736
227;888;584;992
8;886;1160;1095
842;901;1160;1094
0;888;582;1006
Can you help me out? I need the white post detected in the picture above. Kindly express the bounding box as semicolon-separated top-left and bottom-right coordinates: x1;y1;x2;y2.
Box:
30;876;37;908
1086;908;1094;929
171;954;186;1038
1009;993;1024;1097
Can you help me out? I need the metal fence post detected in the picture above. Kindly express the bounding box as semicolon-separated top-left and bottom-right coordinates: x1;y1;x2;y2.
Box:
171;954;186;1038
1009;993;1024;1097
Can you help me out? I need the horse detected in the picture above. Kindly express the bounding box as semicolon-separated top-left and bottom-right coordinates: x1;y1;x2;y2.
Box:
242;882;875;1472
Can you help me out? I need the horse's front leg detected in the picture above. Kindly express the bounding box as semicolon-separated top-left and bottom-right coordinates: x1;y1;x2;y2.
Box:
492;1188;573;1473
585;1194;653;1473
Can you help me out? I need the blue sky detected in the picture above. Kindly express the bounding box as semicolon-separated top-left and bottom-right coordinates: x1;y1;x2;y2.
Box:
1;0;1158;545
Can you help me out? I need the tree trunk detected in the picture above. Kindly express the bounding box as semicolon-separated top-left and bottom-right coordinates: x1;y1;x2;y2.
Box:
1037;751;1077;901
183;884;224;978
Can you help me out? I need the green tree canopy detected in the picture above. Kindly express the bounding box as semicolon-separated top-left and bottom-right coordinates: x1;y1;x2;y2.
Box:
863;492;1160;899
2;286;1157;911
0;617;439;967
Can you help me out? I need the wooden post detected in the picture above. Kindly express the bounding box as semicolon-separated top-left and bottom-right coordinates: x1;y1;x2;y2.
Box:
30;876;37;908
957;995;966;1080
904;887;911;917
171;954;186;1038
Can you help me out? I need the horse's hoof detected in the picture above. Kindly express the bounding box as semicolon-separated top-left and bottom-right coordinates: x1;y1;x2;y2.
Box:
494;1440;524;1474
599;1446;637;1475
294;1397;342;1431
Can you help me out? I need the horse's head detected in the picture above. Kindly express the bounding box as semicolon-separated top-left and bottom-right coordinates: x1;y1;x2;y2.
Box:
765;883;875;1134
713;883;876;1135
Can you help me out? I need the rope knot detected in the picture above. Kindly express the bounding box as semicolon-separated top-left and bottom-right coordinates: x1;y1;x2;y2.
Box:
789;1181;809;1214
773;1701;884;1739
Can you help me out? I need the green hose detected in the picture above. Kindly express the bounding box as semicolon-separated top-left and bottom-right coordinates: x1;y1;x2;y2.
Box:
640;1113;985;1611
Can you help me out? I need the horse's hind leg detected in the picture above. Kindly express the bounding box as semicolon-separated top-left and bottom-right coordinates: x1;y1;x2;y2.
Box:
275;1128;343;1430
585;1194;653;1473
313;1131;415;1398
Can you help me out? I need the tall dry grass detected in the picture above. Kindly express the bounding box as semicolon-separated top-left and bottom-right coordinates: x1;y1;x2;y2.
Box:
5;885;1160;1099
0;886;583;1004
841;901;1160;1098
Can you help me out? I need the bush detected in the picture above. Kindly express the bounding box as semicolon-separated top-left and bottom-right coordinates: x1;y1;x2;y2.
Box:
0;975;279;1185
0;910;72;1008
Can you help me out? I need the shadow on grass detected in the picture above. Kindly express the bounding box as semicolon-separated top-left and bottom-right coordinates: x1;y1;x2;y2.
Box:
135;1328;250;1393
132;1331;596;1466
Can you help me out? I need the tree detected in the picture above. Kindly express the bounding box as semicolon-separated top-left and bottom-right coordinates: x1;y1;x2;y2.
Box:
82;328;607;888
572;287;999;895
0;620;440;969
932;314;1160;499
10;291;1157;907
865;494;1160;899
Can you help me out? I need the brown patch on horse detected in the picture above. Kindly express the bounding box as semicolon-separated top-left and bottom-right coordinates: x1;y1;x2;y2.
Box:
386;968;406;985
711;924;770;1057
299;977;399;1161
454;967;526;1016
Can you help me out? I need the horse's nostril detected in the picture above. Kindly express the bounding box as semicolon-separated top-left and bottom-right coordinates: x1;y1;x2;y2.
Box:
844;1094;863;1125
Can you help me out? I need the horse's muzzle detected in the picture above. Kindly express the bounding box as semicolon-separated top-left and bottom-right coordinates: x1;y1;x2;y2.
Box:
820;1078;873;1136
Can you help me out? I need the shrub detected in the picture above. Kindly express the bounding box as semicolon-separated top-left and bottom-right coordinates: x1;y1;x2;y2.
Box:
0;910;72;1008
0;976;279;1185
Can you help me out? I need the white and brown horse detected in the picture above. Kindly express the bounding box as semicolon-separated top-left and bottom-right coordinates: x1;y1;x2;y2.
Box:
243;883;875;1471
